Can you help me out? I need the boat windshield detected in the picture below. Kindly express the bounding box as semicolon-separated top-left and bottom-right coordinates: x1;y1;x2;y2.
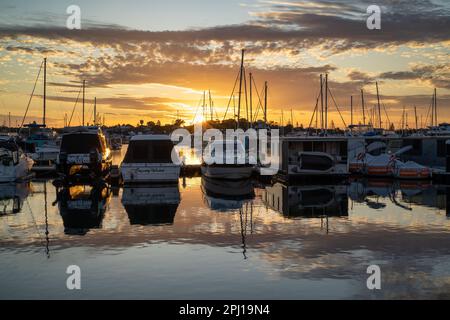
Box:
60;134;103;153
124;140;174;163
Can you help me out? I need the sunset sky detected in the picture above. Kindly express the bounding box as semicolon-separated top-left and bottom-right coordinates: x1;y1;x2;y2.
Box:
0;0;449;128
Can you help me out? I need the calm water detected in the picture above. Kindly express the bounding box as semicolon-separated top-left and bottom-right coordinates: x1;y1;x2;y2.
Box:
1;148;450;299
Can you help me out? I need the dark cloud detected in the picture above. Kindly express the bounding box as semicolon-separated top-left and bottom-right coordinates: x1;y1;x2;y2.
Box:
40;95;187;111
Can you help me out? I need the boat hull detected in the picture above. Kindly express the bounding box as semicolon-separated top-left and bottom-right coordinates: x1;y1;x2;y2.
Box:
0;157;34;183
121;163;181;184
201;165;253;180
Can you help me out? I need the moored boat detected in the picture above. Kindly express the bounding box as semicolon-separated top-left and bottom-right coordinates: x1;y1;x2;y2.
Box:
0;136;34;183
120;134;180;184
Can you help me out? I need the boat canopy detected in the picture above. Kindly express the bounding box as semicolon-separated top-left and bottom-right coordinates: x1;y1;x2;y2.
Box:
60;133;105;153
0;139;19;152
124;139;174;163
130;134;172;142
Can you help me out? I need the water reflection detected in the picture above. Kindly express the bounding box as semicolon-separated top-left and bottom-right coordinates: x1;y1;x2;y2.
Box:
201;177;255;212
1;176;450;299
122;184;180;225
263;183;348;218
54;181;111;236
0;182;30;215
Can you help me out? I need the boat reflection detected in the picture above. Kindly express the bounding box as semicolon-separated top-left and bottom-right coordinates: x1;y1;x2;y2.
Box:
122;184;180;225
348;179;440;211
201;177;255;212
54;181;111;235
263;182;348;218
0;182;30;215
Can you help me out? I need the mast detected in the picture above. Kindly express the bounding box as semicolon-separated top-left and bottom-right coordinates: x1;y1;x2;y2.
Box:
414;105;418;130
434;88;437;126
350;95;353;126
361;89;366;126
209;90;213;121
249;73;253;127
264;81;268;126
325;74;328;134
376;82;382;129
237;49;245;128
320;74;323;130
43;58;47;126
290;109;294;127
94;97;97;125
82;80;85;126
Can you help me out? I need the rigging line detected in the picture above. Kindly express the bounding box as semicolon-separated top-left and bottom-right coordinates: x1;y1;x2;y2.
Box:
252;80;264;122
307;91;320;135
19;60;44;132
222;70;241;121
243;66;249;125
382;103;391;128
68;84;82;127
190;95;204;125
327;86;347;128
424;95;434;127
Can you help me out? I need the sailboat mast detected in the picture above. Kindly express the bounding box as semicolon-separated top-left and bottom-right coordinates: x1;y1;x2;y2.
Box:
209;90;213;121
325;74;328;134
361;89;366;126
94;97;97;125
376;81;382;129
43;58;47;126
320;74;323;130
237;49;245;128
264;81;268;126
350;95;353;126
414;106;418;130
434;88;437;126
249;72;253;127
82;80;85;126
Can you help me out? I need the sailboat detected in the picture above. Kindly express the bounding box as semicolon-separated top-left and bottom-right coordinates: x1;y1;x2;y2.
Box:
21;58;60;172
0;136;34;182
200;49;254;180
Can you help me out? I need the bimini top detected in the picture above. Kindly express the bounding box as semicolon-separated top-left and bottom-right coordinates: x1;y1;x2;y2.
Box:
130;134;172;142
62;126;102;135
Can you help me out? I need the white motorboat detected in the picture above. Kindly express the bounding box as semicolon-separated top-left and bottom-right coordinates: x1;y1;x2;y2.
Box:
120;135;180;184
201;139;254;180
0;136;34;183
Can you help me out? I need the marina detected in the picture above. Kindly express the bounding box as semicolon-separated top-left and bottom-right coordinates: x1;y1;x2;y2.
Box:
0;0;449;303
0;146;450;299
